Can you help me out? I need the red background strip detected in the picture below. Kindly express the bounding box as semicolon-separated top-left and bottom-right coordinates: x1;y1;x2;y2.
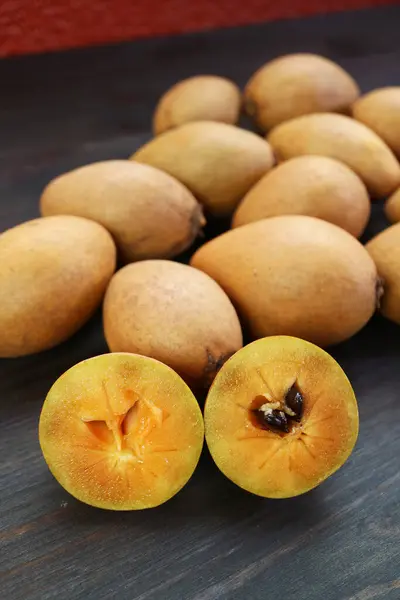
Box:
0;0;397;57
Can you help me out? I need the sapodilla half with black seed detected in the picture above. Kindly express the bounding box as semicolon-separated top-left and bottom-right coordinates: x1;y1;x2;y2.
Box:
204;336;359;498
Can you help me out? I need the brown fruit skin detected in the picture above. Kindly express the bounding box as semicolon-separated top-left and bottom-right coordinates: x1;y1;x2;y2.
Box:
267;113;400;198
366;223;400;324
385;187;400;223
191;215;378;347
132;121;275;216
232;155;370;238
205;336;359;499
0;216;116;357
153;75;241;135
103;260;243;389
353;87;400;158
244;53;360;131
40;160;205;264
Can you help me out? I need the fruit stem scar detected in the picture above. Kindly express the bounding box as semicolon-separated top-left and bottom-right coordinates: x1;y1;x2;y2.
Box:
375;276;385;309
203;349;235;386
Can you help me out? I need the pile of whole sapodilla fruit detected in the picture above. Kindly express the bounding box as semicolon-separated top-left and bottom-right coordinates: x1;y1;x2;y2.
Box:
2;53;400;510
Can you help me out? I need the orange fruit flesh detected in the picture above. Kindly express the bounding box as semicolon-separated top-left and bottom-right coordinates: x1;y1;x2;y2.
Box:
39;353;204;510
205;336;359;498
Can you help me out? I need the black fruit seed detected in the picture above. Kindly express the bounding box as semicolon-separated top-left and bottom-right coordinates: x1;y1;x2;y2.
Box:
255;408;289;433
285;383;303;421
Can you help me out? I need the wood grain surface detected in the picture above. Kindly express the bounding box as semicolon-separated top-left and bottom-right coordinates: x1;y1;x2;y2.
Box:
1;6;400;599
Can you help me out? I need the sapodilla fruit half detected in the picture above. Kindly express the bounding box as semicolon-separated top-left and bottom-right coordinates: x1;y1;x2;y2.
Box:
39;353;204;510
204;336;359;498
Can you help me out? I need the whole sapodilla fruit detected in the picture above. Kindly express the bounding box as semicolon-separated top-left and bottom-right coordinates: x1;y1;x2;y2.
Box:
191;215;379;347
132;121;275;216
153;75;241;134
267;113;400;198
244;53;360;131
385;186;400;223
0;216;116;357
40;160;205;264
353;87;400;158
232;155;370;238
103;260;243;389
39;353;204;510
205;336;359;498
366;222;400;325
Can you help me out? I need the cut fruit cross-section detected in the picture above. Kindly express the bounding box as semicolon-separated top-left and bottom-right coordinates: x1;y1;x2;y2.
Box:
39;353;204;510
204;336;359;498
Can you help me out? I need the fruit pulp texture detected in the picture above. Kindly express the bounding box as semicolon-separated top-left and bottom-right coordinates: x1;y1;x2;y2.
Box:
205;336;359;498
39;353;204;510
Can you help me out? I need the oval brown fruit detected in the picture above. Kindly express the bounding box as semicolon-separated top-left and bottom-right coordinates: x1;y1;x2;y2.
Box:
384;187;400;223
103;260;243;389
205;336;359;498
132;121;275;216
353;87;400;158
0;216;116;357
153;75;241;135
244;53;360;131
191;216;378;347
267;113;400;198
40;160;204;264
366;222;400;324
233;155;370;237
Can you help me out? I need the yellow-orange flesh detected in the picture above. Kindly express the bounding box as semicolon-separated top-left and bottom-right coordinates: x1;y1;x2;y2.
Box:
205;336;358;498
39;353;204;510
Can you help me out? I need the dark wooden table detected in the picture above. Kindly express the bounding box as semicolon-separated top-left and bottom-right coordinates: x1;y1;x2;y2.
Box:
1;6;400;599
